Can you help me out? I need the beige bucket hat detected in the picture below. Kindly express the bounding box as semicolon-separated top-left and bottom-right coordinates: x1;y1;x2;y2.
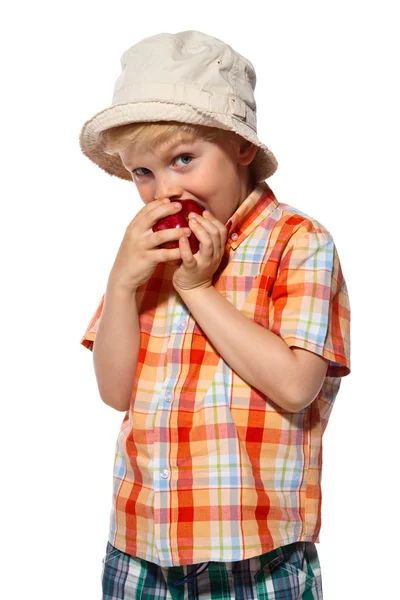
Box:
79;30;278;183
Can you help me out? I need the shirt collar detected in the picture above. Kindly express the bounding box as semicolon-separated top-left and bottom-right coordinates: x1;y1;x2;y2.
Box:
225;181;279;249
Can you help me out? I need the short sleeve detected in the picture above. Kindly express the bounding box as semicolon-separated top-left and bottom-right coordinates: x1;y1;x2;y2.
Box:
268;228;351;378
80;294;105;351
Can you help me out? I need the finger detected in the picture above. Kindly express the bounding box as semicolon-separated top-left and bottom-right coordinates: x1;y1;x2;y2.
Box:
188;217;215;256
193;215;222;255
208;218;227;249
147;200;182;228
202;211;227;240
151;226;191;249
179;233;196;264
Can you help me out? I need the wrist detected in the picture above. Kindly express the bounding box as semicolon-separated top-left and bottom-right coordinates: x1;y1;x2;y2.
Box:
174;281;213;296
106;275;137;297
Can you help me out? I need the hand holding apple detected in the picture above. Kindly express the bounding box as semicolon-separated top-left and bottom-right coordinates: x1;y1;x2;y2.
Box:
171;208;228;293
152;199;205;256
107;198;193;293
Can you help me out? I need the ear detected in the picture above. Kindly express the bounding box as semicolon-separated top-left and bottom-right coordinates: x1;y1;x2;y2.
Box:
237;140;258;166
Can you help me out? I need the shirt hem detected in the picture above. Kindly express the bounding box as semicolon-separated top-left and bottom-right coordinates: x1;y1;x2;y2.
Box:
108;533;320;567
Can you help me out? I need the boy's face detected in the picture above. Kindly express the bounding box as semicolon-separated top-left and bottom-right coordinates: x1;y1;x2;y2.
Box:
118;133;257;226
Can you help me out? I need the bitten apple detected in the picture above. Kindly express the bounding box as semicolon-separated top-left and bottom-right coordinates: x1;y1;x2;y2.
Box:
152;199;205;255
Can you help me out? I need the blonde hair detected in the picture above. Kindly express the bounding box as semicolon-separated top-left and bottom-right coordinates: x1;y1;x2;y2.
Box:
100;120;256;184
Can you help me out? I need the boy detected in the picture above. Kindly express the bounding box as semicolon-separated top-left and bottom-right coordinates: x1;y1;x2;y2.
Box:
79;31;351;599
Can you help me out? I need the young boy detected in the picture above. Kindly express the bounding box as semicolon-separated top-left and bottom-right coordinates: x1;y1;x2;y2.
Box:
79;31;351;599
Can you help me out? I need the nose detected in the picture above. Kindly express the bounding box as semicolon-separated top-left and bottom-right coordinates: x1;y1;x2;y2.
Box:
154;173;185;202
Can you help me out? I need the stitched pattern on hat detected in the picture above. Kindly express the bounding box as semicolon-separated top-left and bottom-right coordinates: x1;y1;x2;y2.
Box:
231;58;238;92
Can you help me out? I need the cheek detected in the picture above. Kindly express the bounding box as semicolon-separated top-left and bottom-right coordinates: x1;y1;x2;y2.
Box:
135;185;153;204
209;157;238;186
192;163;222;188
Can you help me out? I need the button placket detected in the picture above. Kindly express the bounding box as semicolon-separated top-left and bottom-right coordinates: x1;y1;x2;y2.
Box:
153;381;174;563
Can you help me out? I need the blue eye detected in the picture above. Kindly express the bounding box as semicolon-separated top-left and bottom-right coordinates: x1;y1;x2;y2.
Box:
175;154;193;166
132;154;193;177
133;167;151;177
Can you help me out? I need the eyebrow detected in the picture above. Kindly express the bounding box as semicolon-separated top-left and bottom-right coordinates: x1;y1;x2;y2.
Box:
156;135;197;155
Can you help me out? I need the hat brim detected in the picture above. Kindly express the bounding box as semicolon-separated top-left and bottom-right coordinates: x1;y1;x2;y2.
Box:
79;101;278;183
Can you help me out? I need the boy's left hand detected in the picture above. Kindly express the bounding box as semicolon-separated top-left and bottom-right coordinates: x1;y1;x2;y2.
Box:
172;210;228;293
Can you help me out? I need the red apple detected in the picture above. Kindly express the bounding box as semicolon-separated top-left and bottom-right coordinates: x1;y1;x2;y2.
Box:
152;199;205;256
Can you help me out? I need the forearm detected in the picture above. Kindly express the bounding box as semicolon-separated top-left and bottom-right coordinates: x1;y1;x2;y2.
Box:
177;285;298;412
92;280;140;412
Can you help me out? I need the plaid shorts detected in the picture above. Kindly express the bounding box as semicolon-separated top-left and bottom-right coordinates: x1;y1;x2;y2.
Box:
101;540;323;599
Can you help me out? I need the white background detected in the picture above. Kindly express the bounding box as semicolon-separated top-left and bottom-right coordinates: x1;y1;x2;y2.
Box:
2;1;398;598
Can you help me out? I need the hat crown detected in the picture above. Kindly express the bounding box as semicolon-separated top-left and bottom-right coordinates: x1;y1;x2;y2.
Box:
113;30;257;124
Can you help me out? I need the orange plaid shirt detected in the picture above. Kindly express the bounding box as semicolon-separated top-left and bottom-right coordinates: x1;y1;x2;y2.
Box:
80;182;351;566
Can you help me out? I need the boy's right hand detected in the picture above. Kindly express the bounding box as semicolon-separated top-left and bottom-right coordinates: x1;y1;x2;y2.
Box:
107;199;190;293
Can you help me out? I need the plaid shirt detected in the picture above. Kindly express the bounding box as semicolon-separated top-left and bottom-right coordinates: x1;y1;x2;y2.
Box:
80;182;351;567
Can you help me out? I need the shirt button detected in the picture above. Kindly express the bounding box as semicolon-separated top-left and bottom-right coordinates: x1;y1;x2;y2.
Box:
160;469;170;479
231;232;238;241
165;392;173;404
178;319;187;331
